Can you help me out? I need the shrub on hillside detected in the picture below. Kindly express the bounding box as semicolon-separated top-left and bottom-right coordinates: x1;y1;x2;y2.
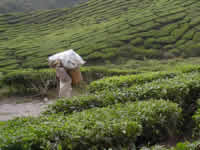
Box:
81;66;138;82
0;100;182;149
140;141;200;150
89;71;177;92
45;72;200;114
89;65;200;93
2;69;56;96
1;67;137;95
192;105;200;137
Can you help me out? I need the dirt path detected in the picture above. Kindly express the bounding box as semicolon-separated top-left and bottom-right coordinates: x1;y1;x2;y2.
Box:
0;97;56;121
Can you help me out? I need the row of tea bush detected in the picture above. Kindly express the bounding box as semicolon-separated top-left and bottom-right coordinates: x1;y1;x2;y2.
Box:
0;66;137;96
140;141;200;150
45;71;200;115
89;65;200;92
0;100;181;150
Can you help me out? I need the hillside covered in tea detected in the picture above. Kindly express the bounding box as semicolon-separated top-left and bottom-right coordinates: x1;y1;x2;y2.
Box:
1;0;200;149
0;0;88;13
0;0;199;73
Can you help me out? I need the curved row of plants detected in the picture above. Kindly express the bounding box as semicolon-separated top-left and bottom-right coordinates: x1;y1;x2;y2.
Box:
0;100;181;149
89;71;177;92
0;0;200;70
1;65;200;149
89;65;200;92
1;63;199;96
45;71;200;114
0;66;137;96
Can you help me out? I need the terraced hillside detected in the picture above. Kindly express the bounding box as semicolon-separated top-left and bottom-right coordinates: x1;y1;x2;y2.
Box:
0;0;88;13
0;0;200;72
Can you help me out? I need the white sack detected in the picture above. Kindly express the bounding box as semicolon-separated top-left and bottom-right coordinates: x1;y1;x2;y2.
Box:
48;49;85;69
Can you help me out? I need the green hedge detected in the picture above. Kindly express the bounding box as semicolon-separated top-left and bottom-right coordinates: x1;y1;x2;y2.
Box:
88;65;200;93
1;66;137;95
88;71;177;92
1;69;56;96
2;64;200;96
81;66;139;82
0;100;182;150
192;105;200;137
140;141;200;150
45;72;200;114
0;121;5;127
128;72;200;106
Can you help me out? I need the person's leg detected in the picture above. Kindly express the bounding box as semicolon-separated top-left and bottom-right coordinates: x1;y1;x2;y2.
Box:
59;81;72;98
56;77;60;97
64;82;72;98
59;81;65;98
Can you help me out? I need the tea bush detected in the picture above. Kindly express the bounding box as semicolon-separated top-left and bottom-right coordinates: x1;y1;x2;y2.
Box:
192;105;200;137
0;121;5;126
140;141;200;150
1;66;137;95
129;72;200;107
2;69;56;96
81;66;138;82
89;71;177;92
0;100;182;150
0;0;199;70
173;141;200;150
2;62;200;96
89;65;200;93
45;72;200;114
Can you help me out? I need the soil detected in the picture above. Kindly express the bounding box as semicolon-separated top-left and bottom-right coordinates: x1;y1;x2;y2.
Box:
0;97;56;121
0;87;85;121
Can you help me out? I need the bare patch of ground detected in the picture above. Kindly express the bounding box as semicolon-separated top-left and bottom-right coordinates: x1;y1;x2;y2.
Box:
0;86;87;121
0;97;56;121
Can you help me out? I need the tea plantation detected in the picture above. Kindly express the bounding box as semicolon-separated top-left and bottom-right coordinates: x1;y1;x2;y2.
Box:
0;0;88;13
0;64;200;149
1;0;200;149
0;0;200;72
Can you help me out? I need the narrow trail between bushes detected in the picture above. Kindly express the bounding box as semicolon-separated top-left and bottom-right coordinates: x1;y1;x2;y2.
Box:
0;88;84;121
0;97;56;121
